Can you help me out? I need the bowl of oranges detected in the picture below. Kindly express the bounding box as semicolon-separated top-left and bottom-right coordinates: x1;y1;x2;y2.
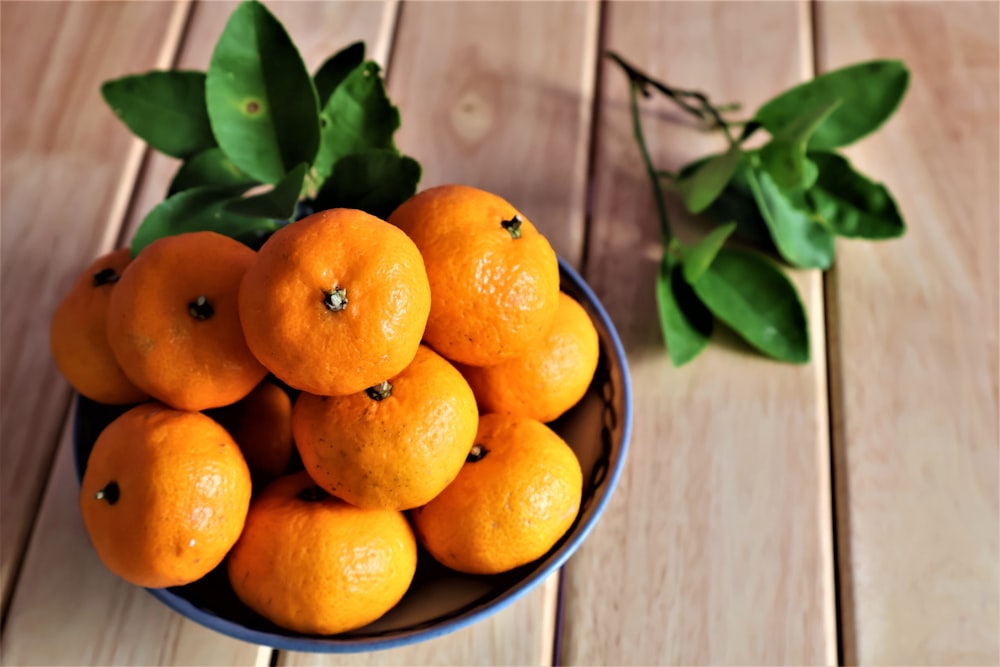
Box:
60;185;632;652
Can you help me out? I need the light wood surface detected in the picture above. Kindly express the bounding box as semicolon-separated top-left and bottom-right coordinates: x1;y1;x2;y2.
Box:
559;3;836;664
816;3;1000;664
1;1;996;665
0;0;187;613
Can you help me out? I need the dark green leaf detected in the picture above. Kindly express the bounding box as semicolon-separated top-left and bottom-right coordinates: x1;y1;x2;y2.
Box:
746;164;835;269
101;71;214;158
691;248;809;363
806;151;905;239
314;150;421;220
314;41;365;107
682;222;737;283
205;0;320;184
675;143;742;213
313;61;400;183
168;147;258;196
657;257;712;367
224;163;307;220
758;98;841;190
754;60;909;150
131;185;280;257
679;157;770;245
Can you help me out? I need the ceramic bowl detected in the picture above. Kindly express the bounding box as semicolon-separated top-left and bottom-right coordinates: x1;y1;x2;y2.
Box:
73;257;632;652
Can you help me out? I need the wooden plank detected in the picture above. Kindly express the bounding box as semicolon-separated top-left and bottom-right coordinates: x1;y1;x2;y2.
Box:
815;3;1000;664
0;0;187;613
283;1;599;665
1;2;397;665
560;3;837;664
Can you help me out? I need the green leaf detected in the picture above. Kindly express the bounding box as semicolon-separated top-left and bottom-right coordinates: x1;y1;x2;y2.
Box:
101;71;215;159
746;164;835;269
313;150;421;220
168;147;258;196
675;143;742;213
682;222;737;283
657;257;712;367
132;185;280;257
313;61;400;183
314;41;365;107
224;163;307;220
758;98;841;190
754;60;909;150
205;0;320;185
691;248;809;363
686;160;772;247
806;151;905;239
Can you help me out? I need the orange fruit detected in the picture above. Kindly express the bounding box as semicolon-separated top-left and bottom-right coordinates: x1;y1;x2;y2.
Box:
238;208;431;397
411;413;582;575
293;345;478;510
79;403;252;588
208;381;294;479
49;248;149;404
227;472;417;635
459;292;599;422
106;232;268;411
387;184;559;366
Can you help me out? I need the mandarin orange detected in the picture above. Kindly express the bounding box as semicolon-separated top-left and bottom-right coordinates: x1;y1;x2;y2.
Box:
238;209;430;396
106;232;267;411
387;185;559;366
79;403;252;588
227;472;417;635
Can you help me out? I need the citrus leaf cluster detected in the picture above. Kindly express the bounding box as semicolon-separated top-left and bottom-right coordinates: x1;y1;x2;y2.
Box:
100;0;421;257
612;54;909;366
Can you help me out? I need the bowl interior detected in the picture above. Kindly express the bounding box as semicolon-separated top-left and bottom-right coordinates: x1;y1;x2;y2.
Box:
72;258;632;652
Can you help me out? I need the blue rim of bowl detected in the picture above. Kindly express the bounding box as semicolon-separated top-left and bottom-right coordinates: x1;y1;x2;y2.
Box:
73;256;633;653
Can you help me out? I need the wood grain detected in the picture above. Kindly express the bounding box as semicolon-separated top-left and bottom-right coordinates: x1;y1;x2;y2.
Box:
284;2;599;664
382;0;599;267
559;3;837;664
0;0;187;613
815;3;1000;664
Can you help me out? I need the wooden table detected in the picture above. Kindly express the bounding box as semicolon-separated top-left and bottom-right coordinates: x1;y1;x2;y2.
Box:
2;2;997;665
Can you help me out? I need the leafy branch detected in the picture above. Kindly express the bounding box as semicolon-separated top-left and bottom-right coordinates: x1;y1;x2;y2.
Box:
609;51;909;366
100;0;421;256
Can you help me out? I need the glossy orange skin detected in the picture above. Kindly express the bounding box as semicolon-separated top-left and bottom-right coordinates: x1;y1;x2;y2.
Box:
106;232;268;411
411;413;582;575
79;403;252;588
238;209;431;397
388;185;559;366
227;472;417;635
459;293;599;422
293;345;479;510
208;381;294;479
49;248;149;404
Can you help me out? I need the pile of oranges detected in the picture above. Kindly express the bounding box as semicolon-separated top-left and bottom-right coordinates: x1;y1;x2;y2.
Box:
51;184;600;636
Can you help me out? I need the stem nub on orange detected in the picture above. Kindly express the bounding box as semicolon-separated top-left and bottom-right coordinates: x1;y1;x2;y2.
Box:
238;209;431;397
